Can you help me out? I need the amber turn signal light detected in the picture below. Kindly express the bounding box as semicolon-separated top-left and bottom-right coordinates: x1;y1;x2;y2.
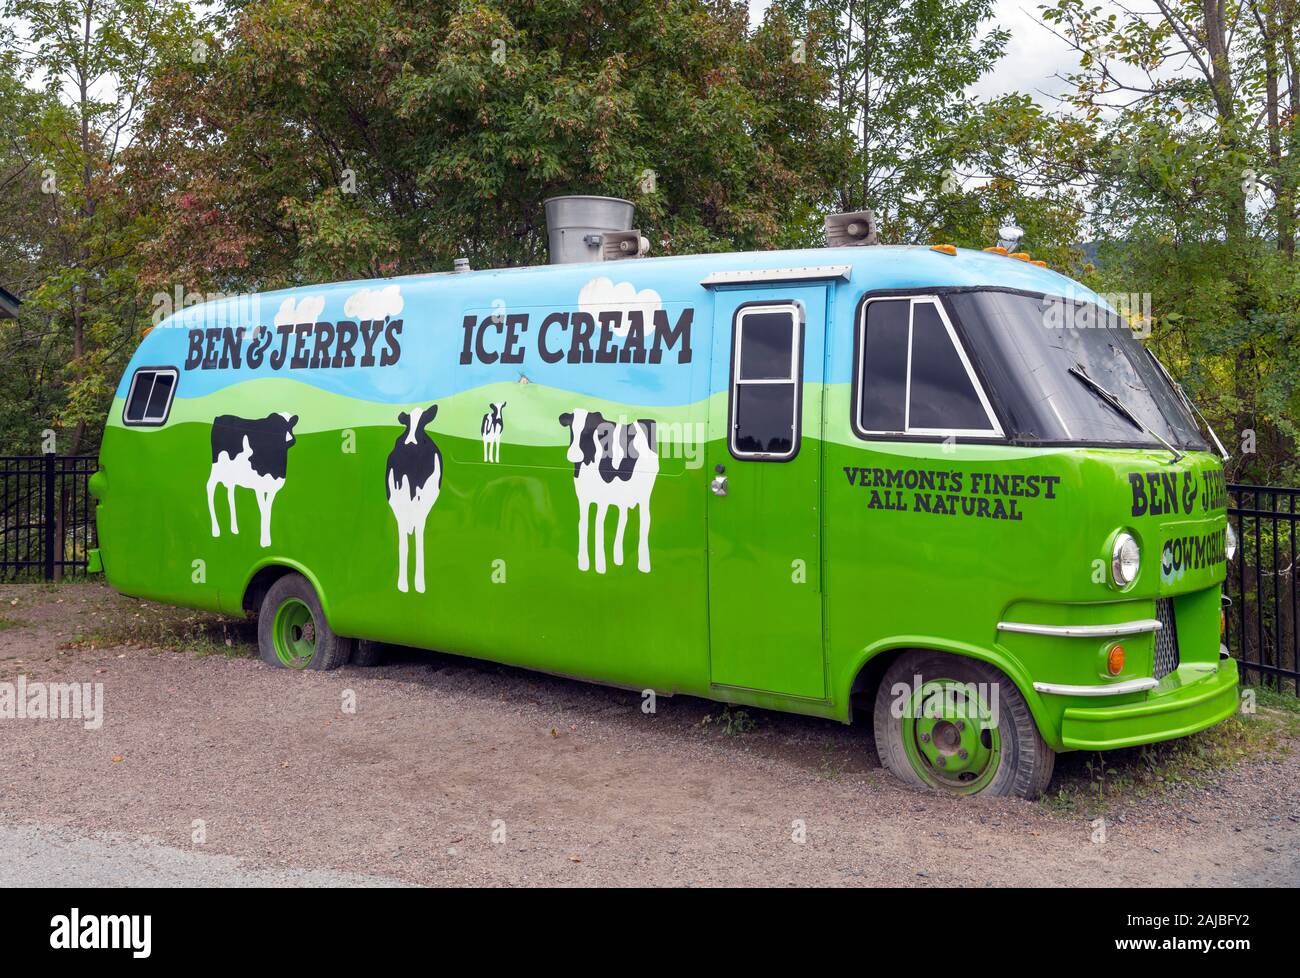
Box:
930;244;957;256
1106;644;1126;676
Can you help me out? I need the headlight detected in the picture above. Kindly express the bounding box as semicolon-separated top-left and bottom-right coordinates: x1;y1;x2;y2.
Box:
1225;522;1238;561
1112;532;1140;586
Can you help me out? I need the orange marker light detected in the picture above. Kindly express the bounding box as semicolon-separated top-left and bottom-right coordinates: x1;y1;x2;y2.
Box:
1010;252;1031;262
930;244;957;256
140;326;155;339
983;246;1009;255
1030;259;1048;268
1106;644;1126;676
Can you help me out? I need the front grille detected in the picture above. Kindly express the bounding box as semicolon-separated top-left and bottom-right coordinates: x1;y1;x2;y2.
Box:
1153;598;1180;679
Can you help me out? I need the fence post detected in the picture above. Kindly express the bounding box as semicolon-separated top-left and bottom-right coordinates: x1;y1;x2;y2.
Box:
43;451;56;582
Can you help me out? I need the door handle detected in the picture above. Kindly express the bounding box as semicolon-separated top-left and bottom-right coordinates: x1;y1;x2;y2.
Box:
710;475;728;497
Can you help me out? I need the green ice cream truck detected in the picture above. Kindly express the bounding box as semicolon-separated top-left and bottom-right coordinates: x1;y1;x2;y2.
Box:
90;199;1241;797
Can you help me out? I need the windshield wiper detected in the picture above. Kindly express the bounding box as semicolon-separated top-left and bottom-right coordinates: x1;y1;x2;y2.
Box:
1146;349;1229;462
1068;364;1184;463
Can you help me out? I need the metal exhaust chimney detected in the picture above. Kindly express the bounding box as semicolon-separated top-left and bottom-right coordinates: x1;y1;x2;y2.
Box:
544;195;646;264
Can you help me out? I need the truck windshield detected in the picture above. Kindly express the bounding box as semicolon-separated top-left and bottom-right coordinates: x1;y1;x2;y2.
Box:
946;290;1209;451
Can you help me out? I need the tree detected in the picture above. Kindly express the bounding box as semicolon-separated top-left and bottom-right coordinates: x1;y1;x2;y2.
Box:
0;0;198;453
0;44;74;454
1041;0;1300;482
127;0;848;293
768;0;1012;241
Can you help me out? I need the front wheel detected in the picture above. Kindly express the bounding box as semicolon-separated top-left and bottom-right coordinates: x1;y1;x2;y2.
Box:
257;573;352;671
873;651;1054;799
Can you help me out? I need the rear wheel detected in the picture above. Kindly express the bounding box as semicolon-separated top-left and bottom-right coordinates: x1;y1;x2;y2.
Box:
873;651;1054;799
257;573;352;671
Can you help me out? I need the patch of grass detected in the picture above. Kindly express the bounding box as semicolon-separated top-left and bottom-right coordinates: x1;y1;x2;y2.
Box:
1251;685;1300;716
817;752;845;781
1042;705;1294;817
0;616;28;631
60;602;256;659
700;705;757;736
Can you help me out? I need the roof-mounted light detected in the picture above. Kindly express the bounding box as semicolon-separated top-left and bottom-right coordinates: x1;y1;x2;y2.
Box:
996;223;1024;251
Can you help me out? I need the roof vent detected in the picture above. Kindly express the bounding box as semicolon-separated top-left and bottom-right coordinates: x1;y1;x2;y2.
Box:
824;209;879;247
544;195;648;264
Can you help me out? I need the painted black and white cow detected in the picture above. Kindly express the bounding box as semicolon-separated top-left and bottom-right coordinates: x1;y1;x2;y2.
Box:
385;405;443;594
206;413;298;548
480;401;506;463
558;409;659;574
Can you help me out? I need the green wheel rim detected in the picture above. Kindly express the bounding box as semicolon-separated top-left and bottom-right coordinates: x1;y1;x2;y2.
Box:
272;597;317;669
899;677;1001;795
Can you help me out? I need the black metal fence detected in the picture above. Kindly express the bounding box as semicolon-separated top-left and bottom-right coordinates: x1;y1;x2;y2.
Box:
1226;484;1299;695
0;455;99;582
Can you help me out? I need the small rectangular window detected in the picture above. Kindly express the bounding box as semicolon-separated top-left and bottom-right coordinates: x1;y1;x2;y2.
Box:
859;298;909;431
122;367;179;426
854;296;1001;439
730;304;802;460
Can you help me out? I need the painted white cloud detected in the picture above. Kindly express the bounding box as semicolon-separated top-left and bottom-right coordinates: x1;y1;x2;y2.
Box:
577;277;661;336
273;294;326;327
344;284;405;321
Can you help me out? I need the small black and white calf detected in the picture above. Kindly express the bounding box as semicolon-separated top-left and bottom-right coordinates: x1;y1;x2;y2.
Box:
480;401;506;463
385;405;443;593
558;409;659;574
206;413;299;548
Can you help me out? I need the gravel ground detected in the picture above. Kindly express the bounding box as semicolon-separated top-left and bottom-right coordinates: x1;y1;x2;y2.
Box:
0;821;406;887
1;582;1297;887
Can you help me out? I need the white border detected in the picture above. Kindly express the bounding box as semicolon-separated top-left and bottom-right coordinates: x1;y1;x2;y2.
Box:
122;367;179;426
855;296;1004;439
729;302;802;461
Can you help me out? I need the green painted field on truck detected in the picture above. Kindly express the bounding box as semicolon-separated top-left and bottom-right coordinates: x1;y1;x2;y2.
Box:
90;242;1240;797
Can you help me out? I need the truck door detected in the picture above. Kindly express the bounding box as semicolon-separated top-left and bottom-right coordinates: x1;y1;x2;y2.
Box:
705;283;828;700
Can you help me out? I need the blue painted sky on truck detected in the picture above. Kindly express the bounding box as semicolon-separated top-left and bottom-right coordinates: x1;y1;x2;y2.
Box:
122;246;1106;407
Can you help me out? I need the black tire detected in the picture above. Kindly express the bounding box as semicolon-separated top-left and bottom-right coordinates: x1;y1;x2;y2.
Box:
873;650;1055;799
256;572;353;671
349;639;386;667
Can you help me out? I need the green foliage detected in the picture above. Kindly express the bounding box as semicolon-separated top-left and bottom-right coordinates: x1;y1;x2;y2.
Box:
771;0;1011;239
1042;0;1300;483
701;704;757;735
0;0;200;455
127;0;847;289
1;0;1297;479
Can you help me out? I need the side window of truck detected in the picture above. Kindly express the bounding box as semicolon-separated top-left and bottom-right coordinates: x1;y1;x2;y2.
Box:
122;367;179;426
729;303;803;461
854;296;1002;439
